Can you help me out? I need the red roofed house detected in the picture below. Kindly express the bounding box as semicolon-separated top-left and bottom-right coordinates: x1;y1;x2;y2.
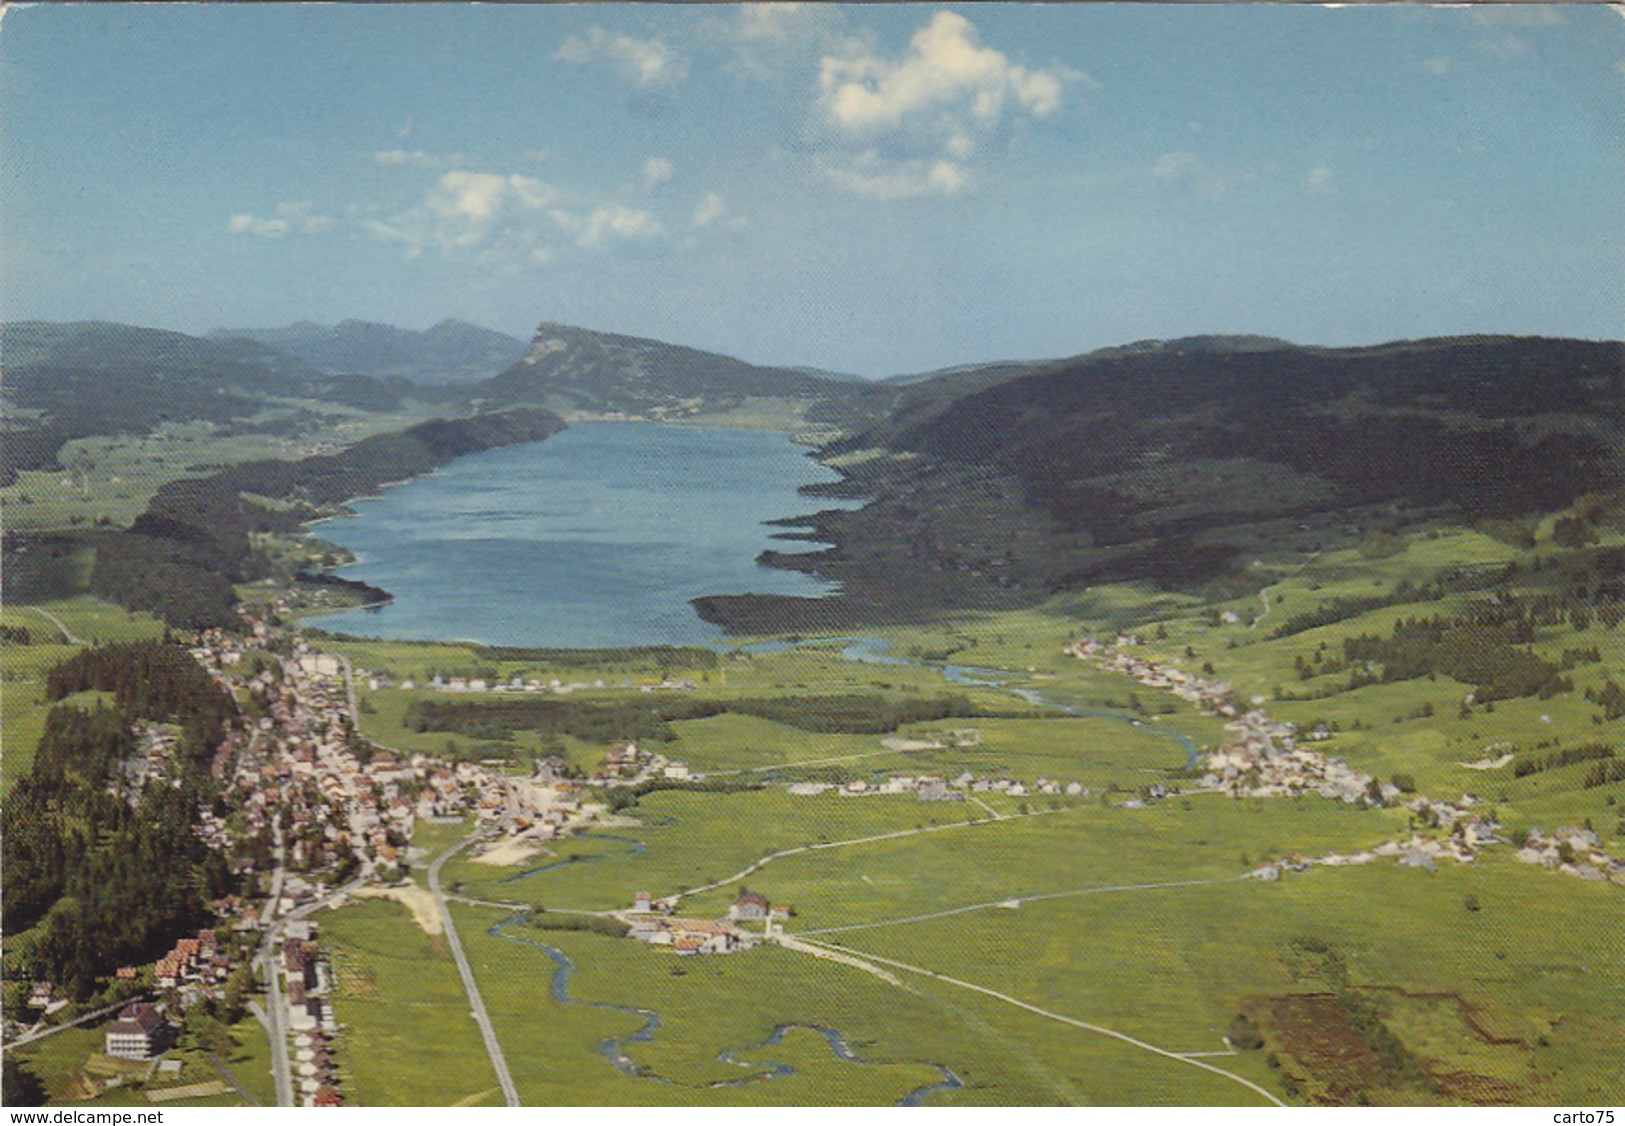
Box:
729;889;769;921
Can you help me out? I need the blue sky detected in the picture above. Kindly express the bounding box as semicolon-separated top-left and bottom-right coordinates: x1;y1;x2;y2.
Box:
2;3;1620;376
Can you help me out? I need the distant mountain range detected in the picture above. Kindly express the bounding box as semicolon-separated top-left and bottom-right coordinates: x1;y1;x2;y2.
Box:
7;315;1621;634
211;318;529;384
699;334;1625;632
468;321;869;425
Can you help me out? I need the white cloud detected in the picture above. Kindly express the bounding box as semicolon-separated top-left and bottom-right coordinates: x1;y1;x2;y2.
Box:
227;201;335;238
1304;165;1337;195
738;3;808;42
691;192;728;228
820;151;967;200
365;170;558;264
1421;56;1452;76
714;3;846;80
374;149;466;170
817;11;1083;138
552;204;663;249
556;27;688;88
643;156;675;190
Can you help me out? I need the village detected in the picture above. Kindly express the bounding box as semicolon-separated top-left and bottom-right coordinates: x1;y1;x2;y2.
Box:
18;613;621;1107
1067;634;1625;886
13;614;1617;1108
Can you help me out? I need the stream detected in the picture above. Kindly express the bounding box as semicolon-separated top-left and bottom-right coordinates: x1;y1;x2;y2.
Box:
470;632;1193;1101
751;634;1201;771
487;915;962;1103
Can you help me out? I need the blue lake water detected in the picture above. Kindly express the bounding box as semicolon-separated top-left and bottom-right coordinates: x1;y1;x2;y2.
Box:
309;422;854;648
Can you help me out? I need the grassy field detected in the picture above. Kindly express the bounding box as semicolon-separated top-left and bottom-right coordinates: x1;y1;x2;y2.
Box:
8;504;1620;1106
9;1019;272;1107
1;597;166;791
452;903;1268;1105
825;852;1624;1105
1;407;444;535
319;896;502;1105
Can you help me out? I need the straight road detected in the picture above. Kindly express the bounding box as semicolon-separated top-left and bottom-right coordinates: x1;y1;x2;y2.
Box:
429;836;521;1107
3;998;132;1049
798;873;1253;937
257;825;295;1107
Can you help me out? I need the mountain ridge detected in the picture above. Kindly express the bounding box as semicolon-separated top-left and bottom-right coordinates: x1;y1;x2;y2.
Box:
210;318;528;384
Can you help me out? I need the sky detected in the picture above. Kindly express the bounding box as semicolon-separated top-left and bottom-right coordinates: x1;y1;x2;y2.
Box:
1;3;1621;377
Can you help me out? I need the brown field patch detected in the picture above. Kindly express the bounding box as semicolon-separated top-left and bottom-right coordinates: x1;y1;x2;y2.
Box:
1433;1072;1526;1105
1260;992;1381;1102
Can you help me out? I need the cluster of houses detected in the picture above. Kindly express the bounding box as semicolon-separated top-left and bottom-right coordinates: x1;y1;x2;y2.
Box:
587;742;698;786
109;724;182;797
379;671;698;697
621;889;789;954
1515;827;1625;884
279;922;344;1106
788;771;1095;801
1250;832;1492;881
149;929;234;996
1070;634;1625;884
1066;635;1242;714
280;924;336;1036
191;630;574;883
1202;709;1389;804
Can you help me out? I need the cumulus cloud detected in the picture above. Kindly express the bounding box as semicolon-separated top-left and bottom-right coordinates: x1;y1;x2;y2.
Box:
714;3;846;80
820;151;967;200
643;156;675;190
374;149;466;170
365;170;557;263
810;11;1081;201
556;27;688;88
1304;165;1337;195
227;201;335;238
818;11;1083;138
552;204;663;249
1421;56;1452;76
737;2;810;42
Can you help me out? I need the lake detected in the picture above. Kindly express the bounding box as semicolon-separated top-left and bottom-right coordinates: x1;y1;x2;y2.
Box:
309;422;855;648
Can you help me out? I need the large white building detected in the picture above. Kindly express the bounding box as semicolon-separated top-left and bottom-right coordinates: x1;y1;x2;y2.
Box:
104;1003;173;1060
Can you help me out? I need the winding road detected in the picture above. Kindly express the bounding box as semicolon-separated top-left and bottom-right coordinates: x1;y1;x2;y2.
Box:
797;873;1254;937
668;806;1063;905
28;605;84;645
792;936;1285;1107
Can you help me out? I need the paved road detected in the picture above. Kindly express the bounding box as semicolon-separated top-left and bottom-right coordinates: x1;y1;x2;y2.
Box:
257;827;295;1107
3;998;132;1049
429;836;521;1107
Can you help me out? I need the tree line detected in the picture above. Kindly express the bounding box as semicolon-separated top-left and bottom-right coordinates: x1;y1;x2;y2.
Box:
84;408;564;630
4;642;240;999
